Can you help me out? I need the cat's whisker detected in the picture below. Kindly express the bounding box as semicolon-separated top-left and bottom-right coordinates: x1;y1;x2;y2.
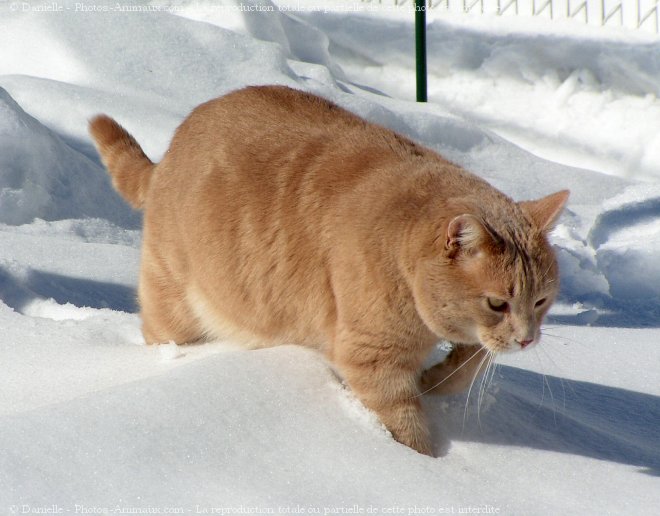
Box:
534;348;566;426
481;353;494;423
537;344;574;405
476;357;487;430
533;348;561;425
486;351;498;391
540;330;564;338
532;349;554;421
476;351;495;430
540;262;555;282
486;357;499;412
544;370;559;426
535;349;547;410
463;350;491;433
540;331;583;348
540;329;565;337
414;346;485;398
488;355;498;399
541;326;583;347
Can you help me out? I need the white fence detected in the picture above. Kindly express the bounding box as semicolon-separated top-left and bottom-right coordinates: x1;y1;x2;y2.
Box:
360;0;660;33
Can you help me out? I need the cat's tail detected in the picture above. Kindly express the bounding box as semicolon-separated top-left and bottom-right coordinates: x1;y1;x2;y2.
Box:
88;115;154;210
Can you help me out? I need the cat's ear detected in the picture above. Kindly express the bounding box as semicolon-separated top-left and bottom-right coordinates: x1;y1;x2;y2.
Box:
519;190;569;232
446;214;497;256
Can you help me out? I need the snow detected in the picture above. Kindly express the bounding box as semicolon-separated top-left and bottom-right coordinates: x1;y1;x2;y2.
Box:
0;0;659;513
0;88;137;226
293;0;660;180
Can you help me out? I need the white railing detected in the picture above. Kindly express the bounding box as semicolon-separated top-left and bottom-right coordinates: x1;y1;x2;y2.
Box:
359;0;659;33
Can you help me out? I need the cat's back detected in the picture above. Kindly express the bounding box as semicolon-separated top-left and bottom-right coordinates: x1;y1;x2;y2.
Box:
167;86;364;164
149;86;503;251
149;86;439;235
185;85;368;139
163;85;429;185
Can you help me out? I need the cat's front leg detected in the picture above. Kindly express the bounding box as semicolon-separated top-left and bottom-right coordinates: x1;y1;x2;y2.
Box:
420;344;489;396
334;334;433;456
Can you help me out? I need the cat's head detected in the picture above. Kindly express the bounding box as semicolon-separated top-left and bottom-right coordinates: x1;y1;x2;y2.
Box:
411;190;569;353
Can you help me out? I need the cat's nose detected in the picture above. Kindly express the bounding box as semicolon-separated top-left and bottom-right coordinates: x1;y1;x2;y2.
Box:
517;339;533;349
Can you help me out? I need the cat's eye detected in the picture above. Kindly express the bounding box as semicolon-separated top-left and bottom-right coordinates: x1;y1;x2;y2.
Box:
487;297;509;312
535;297;548;308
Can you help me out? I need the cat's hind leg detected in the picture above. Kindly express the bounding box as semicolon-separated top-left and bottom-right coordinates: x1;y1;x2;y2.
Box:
420;344;489;396
138;256;205;345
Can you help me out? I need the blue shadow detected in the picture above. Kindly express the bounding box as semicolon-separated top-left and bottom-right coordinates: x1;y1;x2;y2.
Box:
0;267;137;314
427;365;660;476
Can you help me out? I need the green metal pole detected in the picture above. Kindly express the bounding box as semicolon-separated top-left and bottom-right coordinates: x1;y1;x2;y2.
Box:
415;0;427;102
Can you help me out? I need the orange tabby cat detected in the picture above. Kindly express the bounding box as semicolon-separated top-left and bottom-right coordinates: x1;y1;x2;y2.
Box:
89;86;568;456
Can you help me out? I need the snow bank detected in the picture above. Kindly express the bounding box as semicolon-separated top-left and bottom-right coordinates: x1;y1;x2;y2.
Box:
0;87;137;226
2;344;658;511
1;1;659;513
590;184;660;304
294;6;660;180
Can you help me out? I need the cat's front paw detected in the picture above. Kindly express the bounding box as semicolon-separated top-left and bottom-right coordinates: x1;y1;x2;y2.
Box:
395;430;434;457
381;405;434;456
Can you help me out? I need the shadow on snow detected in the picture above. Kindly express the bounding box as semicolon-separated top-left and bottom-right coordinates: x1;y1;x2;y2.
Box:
0;267;137;314
427;365;660;476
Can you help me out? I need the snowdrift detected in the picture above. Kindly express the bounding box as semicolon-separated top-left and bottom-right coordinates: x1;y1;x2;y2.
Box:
0;1;658;514
0;88;136;226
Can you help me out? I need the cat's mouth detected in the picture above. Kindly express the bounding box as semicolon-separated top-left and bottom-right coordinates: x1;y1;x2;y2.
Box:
480;338;537;354
477;324;541;353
